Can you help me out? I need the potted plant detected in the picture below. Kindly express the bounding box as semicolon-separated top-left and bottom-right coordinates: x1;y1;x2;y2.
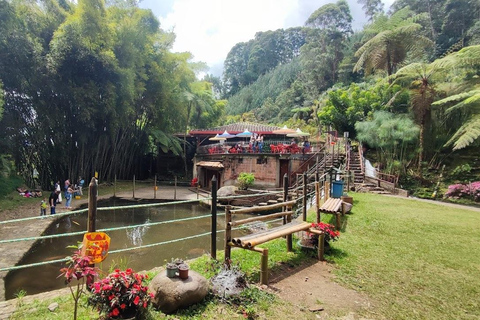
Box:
88;268;153;319
299;222;340;249
237;172;255;190
178;263;189;280
166;259;179;278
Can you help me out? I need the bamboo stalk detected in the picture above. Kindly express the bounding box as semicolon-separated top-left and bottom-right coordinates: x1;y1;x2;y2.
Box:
244;222;311;248
230;200;296;214
260;248;269;285
232;221;300;244
229;211;293;227
224;206;232;263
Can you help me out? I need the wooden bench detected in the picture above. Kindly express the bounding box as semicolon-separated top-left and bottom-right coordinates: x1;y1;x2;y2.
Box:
224;200;325;285
319;198;352;229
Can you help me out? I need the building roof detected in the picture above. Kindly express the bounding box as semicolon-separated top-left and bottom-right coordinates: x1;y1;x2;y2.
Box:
196;161;224;169
189;122;280;136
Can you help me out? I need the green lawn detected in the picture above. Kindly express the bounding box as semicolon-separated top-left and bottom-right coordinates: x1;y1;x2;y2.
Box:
331;193;480;320
9;192;480;319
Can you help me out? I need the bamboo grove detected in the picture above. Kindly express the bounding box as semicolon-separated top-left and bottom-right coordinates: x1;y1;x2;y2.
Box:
0;0;220;188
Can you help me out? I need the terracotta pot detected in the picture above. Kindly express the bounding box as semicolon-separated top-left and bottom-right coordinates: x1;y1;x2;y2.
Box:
178;264;189;280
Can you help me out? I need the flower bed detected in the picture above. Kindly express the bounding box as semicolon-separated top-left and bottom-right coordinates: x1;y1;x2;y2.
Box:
444;182;480;202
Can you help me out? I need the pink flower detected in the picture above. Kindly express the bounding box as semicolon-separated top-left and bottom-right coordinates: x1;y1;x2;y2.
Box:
134;295;140;305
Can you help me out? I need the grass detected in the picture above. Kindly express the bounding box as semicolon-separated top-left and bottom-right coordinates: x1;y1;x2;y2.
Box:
8;192;480;319
330;193;480;320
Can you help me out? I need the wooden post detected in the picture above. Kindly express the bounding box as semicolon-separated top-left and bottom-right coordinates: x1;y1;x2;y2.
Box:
114;174;116;197
88;177;98;233
133;175;135;199
260;248;269;285
174;176;177;200
196;184;199;199
317;233;325;261
282;174;288;225
315;182;320;223
154;175;157;199
211;176;217;260
335;213;341;230
87;177;98;286
302;172;307;221
286;205;293;252
325;181;330;201
224;206;232;265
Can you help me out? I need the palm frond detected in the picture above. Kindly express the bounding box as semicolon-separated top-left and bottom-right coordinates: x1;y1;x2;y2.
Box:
446;116;480;150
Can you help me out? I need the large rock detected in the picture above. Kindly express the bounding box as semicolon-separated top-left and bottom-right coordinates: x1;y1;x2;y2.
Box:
148;270;208;314
217;186;238;204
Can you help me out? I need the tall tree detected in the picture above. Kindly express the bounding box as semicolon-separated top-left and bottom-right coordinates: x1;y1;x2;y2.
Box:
357;0;384;21
353;8;433;82
301;0;353;99
393;63;441;169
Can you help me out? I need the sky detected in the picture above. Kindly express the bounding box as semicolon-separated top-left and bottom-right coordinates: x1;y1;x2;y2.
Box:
139;0;396;77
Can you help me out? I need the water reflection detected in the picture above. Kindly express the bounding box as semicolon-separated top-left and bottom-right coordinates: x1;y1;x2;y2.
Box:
5;199;221;299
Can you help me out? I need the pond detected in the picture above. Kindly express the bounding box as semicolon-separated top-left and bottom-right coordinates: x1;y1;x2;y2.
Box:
5;199;228;300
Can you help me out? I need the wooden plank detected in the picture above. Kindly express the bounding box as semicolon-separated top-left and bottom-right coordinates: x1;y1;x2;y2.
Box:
242;222;311;248
229;211;293;227
232;221;302;244
230;200;296;214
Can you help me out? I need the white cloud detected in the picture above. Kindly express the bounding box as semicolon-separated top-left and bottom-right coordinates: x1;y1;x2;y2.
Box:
156;0;395;77
160;0;299;75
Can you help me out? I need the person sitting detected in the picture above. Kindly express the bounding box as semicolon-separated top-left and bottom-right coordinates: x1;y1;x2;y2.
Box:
303;140;311;153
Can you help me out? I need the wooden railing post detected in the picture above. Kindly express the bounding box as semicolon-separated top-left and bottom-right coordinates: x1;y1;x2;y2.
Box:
133;175;135;199
224;206;232;265
211;176;217;260
174;176;177;200
260;248;269;285
87;177;98;285
302;172;307;221
315;181;320;223
154;175;157;199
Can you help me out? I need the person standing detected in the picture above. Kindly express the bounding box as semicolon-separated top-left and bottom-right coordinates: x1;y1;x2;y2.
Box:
65;185;74;209
78;176;85;195
40;197;47;216
49;190;60;215
55;181;62;203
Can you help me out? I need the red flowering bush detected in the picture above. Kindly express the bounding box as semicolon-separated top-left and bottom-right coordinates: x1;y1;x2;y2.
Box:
59;247;98;320
307;222;340;246
88;268;153;319
445;182;480;202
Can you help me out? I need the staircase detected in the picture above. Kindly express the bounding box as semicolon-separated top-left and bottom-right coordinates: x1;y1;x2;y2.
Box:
348;151;364;184
354;182;391;194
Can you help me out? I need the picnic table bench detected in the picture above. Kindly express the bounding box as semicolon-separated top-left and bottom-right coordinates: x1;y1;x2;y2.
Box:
224;200;325;284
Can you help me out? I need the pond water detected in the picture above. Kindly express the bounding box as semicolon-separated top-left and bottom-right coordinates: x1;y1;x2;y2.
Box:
5;199;229;300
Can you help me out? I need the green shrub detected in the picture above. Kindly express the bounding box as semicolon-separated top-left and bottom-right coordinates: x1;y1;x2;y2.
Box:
237;172;255;190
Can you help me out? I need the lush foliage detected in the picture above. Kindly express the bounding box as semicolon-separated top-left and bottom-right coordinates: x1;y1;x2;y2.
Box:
0;0;219;188
59;247;98;320
444;182;480;202
88;268;153;319
237;172;255;190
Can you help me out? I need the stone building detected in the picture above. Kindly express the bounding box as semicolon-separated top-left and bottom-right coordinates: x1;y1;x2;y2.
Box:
189;122;321;189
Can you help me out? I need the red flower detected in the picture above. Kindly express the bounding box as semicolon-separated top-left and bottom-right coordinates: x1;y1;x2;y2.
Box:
134;296;140;305
111;308;120;316
120;303;126;310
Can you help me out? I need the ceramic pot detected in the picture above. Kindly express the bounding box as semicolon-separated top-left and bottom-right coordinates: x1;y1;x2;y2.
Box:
178;264;189;280
166;264;178;278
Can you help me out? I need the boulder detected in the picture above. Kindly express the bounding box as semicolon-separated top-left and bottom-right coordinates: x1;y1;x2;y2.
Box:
217;186;238;204
148;270;208;314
